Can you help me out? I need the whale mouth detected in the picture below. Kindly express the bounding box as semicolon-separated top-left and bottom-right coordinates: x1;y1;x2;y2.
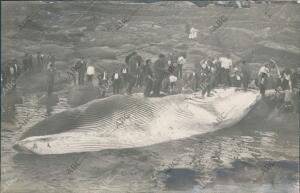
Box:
13;142;34;154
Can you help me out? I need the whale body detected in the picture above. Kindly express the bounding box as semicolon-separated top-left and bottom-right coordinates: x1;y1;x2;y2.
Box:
14;88;262;155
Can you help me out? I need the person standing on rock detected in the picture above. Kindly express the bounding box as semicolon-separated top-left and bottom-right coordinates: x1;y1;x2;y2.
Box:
86;64;95;84
11;59;20;80
37;52;45;72
136;62;144;88
143;59;154;97
46;53;56;71
258;63;270;96
97;71;108;98
75;57;87;85
199;59;212;97
212;56;221;87
27;54;33;72
219;54;233;87
127;52;143;95
153;54;168;96
168;61;177;92
22;53;29;72
23;53;33;73
47;63;56;96
111;71;121;94
8;62;17;90
241;60;251;91
125;52;136;66
177;53;186;79
121;63;128;87
231;67;242;87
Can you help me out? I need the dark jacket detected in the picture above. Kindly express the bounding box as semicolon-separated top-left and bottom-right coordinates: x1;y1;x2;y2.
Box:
144;64;153;80
241;63;251;78
154;58;167;79
47;68;55;84
125;52;136;65
75;60;87;74
128;54;143;77
168;65;176;75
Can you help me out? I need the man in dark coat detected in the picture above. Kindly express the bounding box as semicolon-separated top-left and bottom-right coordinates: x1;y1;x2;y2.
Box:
126;52;143;94
27;54;33;72
47;64;55;95
136;62;144;88
22;53;29;72
125;52;137;65
241;61;251;91
153;54;168;96
198;60;212;97
121;63;128;87
37;52;45;72
111;70;121;94
47;53;56;67
143;59;154;97
75;57;87;85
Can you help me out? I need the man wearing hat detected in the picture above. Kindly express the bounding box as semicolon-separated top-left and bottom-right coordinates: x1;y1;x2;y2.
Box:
153;54;168;96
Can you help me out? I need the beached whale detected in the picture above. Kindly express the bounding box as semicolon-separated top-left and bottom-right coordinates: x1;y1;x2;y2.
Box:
14;88;263;155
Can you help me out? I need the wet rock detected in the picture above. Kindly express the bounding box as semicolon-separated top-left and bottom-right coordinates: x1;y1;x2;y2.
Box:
77;46;116;59
175;43;189;50
163;168;199;191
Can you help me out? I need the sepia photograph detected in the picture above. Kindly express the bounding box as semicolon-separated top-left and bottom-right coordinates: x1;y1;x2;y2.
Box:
1;0;299;193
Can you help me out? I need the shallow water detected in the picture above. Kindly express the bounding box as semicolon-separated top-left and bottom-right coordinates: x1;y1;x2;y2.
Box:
1;90;299;193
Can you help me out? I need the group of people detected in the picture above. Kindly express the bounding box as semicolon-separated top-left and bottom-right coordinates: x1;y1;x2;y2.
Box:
185;54;250;98
68;51;187;97
1;52;57;95
67;50;299;111
3;48;298;114
109;51;187;97
257;60;299;111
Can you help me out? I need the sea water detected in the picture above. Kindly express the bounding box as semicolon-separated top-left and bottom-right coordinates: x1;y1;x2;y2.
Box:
1;92;298;193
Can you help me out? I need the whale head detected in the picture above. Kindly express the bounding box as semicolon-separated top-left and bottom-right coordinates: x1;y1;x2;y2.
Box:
13;136;57;155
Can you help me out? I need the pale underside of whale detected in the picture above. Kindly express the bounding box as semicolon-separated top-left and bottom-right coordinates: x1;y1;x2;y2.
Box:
15;88;262;155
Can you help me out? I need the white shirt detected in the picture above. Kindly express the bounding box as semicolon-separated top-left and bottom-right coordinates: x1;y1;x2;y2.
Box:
283;73;291;81
10;67;14;75
189;27;199;39
86;66;95;75
177;56;185;65
169;75;177;83
114;73;119;79
258;66;270;77
103;72;106;80
219;57;232;69
122;68;127;74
